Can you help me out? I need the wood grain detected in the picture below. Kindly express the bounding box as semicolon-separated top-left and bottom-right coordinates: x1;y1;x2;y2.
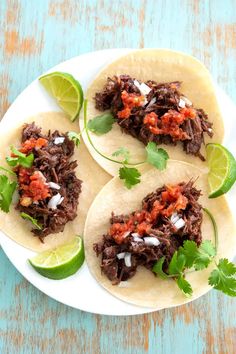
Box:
0;0;236;353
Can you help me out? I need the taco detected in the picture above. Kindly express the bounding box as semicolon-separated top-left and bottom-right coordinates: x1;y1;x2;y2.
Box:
84;161;236;308
81;49;224;176
0;112;110;251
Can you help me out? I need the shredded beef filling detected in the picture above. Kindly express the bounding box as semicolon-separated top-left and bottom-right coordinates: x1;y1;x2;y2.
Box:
95;75;213;160
93;181;203;284
16;122;82;241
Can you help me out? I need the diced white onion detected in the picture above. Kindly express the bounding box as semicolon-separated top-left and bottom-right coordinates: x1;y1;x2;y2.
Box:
54;137;65;145
133;80;152;96
48;193;64;210
140;82;152;95
147;97;156;108
174;218;185;229
132;233;143;243
124;252;132;267
122;231;131;239
117;252;125;260
208;128;213;133
181;96;192;106
178;98;186;108
48;182;60;190
133;236;144;243
170;212;180;224
118;281;130;288
144;237;160;246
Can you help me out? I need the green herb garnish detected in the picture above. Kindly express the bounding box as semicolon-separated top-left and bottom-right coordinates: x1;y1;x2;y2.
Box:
67;131;81;147
0;175;17;212
152;209;236;297
6;146;34;168
146;142;169;170
119;166;141;189
83;100;169;189
112;147;130;164
87;113;115;135
209;259;236;296
20;212;42;230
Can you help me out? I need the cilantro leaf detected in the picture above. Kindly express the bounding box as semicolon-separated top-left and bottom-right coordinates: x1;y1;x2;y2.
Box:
208;259;236;297
0;175;17;212
168;252;186;275
67;131;80;147
6;146;34;168
119;166;141;189
20;212;42;230
178;240;216;271
112;147;130;163
145;142;169;170
87;113;115;135
177;275;193;296
152;257;168;279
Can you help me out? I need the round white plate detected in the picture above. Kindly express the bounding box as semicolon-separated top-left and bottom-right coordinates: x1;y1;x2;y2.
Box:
0;49;236;316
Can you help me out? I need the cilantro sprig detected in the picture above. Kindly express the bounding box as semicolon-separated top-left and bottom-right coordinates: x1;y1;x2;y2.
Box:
83;100;169;189
67;131;81;147
0;174;17;212
87;113;115;135
20;212;42;230
152;209;236;297
6;146;34;168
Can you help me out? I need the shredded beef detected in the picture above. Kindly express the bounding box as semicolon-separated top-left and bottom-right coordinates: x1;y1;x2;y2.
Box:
16;123;82;240
93;181;203;284
95;75;213;159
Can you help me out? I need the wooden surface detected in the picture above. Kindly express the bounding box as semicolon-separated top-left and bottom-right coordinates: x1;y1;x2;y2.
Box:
0;1;236;353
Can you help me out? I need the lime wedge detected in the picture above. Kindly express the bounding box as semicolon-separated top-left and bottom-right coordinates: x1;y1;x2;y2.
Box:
29;236;85;279
206;143;236;198
39;72;83;121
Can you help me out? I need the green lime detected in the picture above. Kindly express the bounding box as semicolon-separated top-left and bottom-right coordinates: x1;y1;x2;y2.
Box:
206;143;236;198
29;236;85;280
39;71;83;121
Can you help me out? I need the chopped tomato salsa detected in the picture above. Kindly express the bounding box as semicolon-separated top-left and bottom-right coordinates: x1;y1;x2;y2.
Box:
117;90;145;119
20;137;48;154
109;184;188;244
143;108;196;141
19;168;50;206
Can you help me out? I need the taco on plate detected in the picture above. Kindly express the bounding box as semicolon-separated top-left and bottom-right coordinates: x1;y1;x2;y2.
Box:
84;161;235;308
81;49;224;175
0;112;110;251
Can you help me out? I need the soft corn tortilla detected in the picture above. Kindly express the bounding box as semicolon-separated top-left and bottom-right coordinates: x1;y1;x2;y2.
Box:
81;49;224;176
0;112;110;252
84;160;236;308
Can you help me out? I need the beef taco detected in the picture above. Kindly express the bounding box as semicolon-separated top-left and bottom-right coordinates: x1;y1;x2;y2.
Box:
0;112;110;251
84;161;235;308
81;49;224;176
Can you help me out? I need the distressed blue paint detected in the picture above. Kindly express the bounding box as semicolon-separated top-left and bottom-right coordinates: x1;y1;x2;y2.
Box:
0;1;236;353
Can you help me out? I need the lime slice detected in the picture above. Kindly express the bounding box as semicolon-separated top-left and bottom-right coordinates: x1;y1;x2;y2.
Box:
39;72;83;121
206;143;236;198
29;236;85;279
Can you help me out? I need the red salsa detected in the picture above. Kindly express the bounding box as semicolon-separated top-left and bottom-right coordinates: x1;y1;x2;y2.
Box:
109;184;188;244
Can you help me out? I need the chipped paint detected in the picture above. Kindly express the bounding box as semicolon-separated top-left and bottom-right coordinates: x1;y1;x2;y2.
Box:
4;31;43;56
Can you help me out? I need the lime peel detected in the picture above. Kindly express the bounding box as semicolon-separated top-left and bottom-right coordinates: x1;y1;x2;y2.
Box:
206;143;236;198
39;72;83;121
29;236;85;280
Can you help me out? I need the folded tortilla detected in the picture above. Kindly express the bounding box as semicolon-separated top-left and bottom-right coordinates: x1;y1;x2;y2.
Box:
81;49;224;176
84;161;235;308
0;112;110;252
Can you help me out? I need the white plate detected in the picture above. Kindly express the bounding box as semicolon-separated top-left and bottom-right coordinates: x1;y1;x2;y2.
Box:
0;49;236;316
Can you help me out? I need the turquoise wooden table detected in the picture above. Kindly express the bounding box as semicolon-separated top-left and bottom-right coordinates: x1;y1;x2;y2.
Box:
0;1;235;353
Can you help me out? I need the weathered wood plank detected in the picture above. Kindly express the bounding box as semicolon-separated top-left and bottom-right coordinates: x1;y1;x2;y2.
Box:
0;1;236;353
